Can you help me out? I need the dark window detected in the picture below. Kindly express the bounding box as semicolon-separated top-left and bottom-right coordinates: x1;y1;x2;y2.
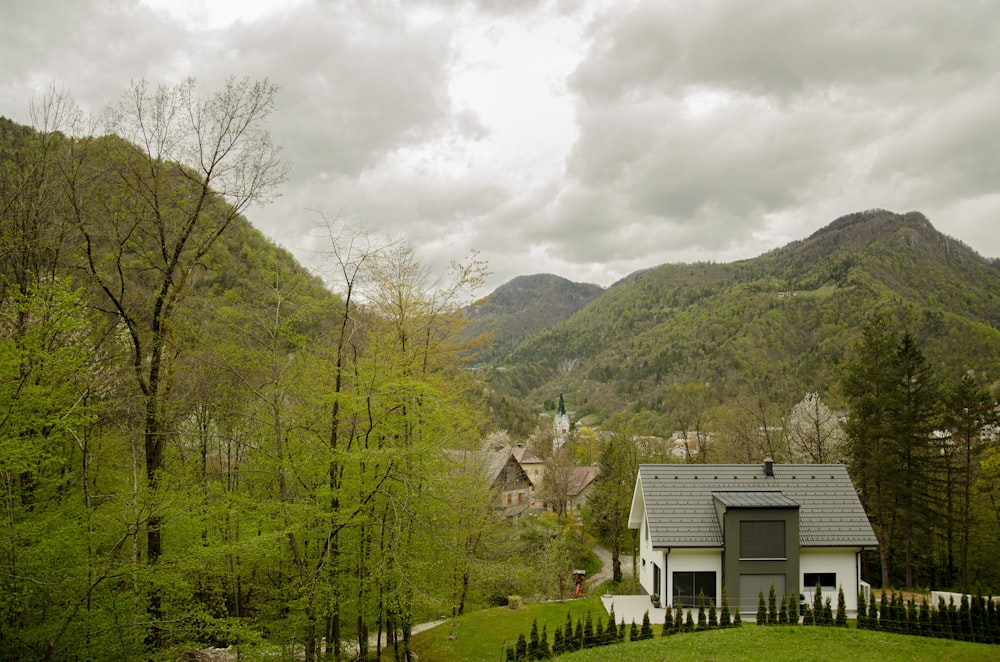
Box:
740;520;785;559
804;572;836;590
672;571;716;608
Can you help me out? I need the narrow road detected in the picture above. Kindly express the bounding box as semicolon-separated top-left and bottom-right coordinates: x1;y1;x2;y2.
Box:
589;543;636;591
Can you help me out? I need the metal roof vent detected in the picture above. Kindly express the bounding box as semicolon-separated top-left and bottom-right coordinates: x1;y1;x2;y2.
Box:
763;457;774;477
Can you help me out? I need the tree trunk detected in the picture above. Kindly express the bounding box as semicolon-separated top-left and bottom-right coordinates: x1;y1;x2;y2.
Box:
144;396;164;645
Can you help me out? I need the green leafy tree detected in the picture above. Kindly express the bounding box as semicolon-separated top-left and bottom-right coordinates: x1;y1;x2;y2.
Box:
0;280;114;658
64;77;285;643
583;416;641;583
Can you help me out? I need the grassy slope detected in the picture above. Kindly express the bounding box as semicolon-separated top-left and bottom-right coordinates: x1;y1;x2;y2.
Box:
410;603;1000;662
410;598;606;662
562;626;1000;662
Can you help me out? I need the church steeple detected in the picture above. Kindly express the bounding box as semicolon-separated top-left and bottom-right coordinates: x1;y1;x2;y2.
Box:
553;392;570;451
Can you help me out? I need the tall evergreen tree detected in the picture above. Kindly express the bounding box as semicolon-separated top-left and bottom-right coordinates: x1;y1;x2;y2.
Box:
842;316;942;588
583;417;641;583
946;373;999;590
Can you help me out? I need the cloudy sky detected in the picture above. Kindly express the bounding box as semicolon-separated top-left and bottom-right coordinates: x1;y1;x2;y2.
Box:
3;0;999;296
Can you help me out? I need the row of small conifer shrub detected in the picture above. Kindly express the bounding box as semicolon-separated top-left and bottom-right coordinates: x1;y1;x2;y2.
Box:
504;588;744;662
858;589;1000;644
505;584;1000;660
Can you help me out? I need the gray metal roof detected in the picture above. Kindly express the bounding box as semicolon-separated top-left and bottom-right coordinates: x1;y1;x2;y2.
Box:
712;491;799;508
630;463;879;549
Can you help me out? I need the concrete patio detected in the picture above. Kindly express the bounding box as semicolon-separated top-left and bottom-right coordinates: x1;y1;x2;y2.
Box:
600;594;668;625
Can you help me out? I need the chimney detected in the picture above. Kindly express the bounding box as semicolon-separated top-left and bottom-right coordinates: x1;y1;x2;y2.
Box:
763;457;774;477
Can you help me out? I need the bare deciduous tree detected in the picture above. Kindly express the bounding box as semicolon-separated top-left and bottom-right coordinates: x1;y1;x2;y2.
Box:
65;77;286;636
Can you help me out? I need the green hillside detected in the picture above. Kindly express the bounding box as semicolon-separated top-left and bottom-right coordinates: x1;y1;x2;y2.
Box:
480;210;1000;432
463;273;604;363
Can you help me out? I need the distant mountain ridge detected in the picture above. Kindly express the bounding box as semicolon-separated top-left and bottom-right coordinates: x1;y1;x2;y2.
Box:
474;210;1000;431
463;273;604;363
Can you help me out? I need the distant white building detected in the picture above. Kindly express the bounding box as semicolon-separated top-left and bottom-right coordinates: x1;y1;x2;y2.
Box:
553;392;570;452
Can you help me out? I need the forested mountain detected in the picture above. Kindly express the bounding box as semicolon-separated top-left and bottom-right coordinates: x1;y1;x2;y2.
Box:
462;273;604;363
477;210;1000;431
0;86;502;662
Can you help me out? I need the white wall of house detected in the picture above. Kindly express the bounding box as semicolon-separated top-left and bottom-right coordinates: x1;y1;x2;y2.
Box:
799;548;862;613
637;516;658;595
664;548;723;608
638;513;725;607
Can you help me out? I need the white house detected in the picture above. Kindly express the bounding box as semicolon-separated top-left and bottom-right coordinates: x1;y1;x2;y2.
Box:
628;459;878;616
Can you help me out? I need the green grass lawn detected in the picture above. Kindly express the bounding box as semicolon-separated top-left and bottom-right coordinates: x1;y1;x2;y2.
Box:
409;598;606;662
560;626;1000;662
409;602;1000;662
